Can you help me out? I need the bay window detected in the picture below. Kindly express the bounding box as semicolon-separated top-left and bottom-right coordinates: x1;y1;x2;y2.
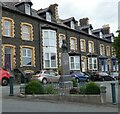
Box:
69;56;80;70
43;30;57;68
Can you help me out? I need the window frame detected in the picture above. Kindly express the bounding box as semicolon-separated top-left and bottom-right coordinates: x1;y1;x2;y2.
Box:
46;12;52;22
70;37;77;50
22;48;32;66
88;57;98;70
88;41;94;53
59;34;66;48
80;39;86;52
69;56;80;70
70;21;75;29
100;44;105;56
21;23;33;41
44;52;57;68
25;4;31;15
2;17;15;37
20;46;35;67
106;46;110;56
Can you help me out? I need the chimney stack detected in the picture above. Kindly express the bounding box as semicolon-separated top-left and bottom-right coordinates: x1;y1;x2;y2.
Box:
79;17;89;27
102;24;110;34
49;3;59;20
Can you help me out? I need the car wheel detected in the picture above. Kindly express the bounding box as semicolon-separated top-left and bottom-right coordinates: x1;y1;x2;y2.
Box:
42;78;47;84
2;78;9;86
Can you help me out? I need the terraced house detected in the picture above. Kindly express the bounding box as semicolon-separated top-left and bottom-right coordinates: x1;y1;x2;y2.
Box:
1;0;119;73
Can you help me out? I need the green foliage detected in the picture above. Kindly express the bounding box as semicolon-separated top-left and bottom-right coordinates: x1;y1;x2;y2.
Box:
85;82;100;94
25;80;44;94
44;84;57;94
69;88;79;94
112;30;120;64
72;79;78;87
79;86;86;94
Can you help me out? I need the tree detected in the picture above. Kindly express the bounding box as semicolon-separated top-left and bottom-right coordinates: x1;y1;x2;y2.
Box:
112;30;120;70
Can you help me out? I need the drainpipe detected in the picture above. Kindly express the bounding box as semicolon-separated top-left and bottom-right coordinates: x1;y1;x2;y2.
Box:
39;23;42;70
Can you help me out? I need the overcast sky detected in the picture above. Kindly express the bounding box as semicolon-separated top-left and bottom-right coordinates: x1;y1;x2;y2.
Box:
31;0;119;35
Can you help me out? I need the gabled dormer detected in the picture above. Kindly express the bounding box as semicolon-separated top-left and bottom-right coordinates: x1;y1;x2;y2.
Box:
78;17;93;34
102;25;114;42
15;0;33;15
92;28;103;38
37;8;52;22
62;17;78;29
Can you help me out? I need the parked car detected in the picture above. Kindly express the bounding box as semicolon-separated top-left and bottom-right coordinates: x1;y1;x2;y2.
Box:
110;72;119;80
0;68;10;86
31;70;60;84
70;71;90;82
92;71;114;81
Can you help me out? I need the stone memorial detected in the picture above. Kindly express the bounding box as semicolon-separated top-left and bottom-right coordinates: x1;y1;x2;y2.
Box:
59;40;73;91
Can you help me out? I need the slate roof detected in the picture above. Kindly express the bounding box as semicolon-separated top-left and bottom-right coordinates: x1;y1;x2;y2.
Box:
92;28;103;33
62;17;78;23
103;33;114;38
78;24;93;30
1;2;113;43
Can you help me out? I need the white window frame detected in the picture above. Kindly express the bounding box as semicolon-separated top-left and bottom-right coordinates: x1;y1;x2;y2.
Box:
70;37;77;50
59;34;65;48
80;39;86;52
88;57;98;70
69;56;80;70
22;48;32;66
99;32;103;38
70;21;75;29
88;41;94;53
89;28;92;35
25;4;30;15
4;20;11;37
43;29;57;69
46;12;51;22
100;44;104;55
22;25;31;40
106;46;110;56
43;30;56;47
44;52;57;68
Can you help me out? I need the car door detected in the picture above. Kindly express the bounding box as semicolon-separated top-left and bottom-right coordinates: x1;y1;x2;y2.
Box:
49;71;59;82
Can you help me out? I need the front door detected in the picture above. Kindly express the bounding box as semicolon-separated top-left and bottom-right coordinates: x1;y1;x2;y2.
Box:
5;47;12;70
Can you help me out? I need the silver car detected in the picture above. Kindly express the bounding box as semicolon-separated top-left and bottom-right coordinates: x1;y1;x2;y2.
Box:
31;70;60;84
110;72;119;80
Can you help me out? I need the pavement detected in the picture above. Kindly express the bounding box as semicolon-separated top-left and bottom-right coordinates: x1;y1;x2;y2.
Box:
1;82;120;112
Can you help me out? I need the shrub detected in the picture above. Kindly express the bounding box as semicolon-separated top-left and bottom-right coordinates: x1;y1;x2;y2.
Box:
44;84;57;94
69;88;79;94
85;82;100;94
25;80;44;94
72;79;78;87
79;86;86;94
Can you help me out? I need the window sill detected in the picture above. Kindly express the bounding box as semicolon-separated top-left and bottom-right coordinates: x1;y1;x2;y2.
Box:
3;35;14;38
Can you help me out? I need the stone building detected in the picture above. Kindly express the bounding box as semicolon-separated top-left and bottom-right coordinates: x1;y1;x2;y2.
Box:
1;1;118;73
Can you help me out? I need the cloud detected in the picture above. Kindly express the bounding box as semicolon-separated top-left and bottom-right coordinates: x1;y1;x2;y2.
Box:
32;0;119;34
